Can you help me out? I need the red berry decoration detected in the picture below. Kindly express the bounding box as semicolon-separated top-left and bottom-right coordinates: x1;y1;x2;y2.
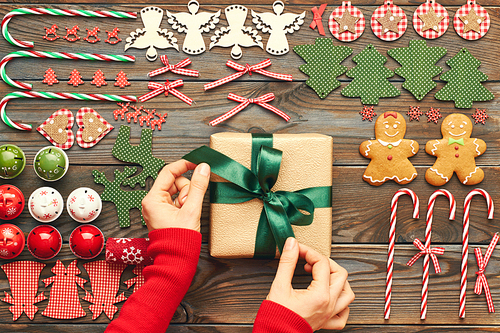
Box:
426;107;442;123
27;225;62;260
68;69;84;87
407;105;423;121
0;185;24;220
69;225;105;259
359;105;376;121
472;108;489;124
0;224;25;259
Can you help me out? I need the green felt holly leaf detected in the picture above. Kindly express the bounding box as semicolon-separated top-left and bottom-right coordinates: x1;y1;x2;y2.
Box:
294;38;352;99
388;40;447;101
342;44;400;105
435;48;494;108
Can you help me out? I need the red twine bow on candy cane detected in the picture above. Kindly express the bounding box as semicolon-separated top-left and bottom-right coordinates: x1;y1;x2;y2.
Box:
309;4;327;36
209;93;290;126
407;238;445;274
148;55;199;78
204;59;293;91
138;80;193;105
474;233;499;313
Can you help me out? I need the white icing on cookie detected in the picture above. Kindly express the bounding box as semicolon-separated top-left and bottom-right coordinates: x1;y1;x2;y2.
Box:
365;140;372;157
463;167;480;184
363;173;417;184
429;167;449;182
473;138;480;156
377;139;402;147
449;130;466;137
410;140;416;154
431;140;440;155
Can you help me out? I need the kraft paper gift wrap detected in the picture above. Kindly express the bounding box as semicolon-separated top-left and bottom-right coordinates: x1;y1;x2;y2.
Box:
186;132;333;259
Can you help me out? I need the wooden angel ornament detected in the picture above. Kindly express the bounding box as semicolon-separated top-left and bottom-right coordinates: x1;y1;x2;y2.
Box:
167;0;221;55
251;1;306;55
125;7;178;61
210;5;263;59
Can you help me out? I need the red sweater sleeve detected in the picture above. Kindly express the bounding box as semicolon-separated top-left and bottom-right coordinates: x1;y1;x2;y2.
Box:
253;300;313;333
106;228;201;333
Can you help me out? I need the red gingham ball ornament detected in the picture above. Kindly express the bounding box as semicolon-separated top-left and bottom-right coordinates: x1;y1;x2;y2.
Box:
329;1;365;42
371;0;407;41
27;225;62;260
0;223;25;259
454;0;490;40
0;184;24;220
69;225;105;259
413;0;449;39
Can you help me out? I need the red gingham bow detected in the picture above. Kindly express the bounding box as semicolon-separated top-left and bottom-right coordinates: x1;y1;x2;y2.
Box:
309;4;327;36
407;238;445;273
138;80;193;105
209;93;291;126
204;59;293;91
148;55;199;78
474;233;499;313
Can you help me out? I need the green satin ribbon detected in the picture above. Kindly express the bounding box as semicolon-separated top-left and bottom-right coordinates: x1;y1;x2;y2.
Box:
182;134;332;258
448;138;464;146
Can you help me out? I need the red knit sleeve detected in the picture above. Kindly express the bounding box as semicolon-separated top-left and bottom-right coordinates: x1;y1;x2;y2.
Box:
253;300;313;333
105;228;202;333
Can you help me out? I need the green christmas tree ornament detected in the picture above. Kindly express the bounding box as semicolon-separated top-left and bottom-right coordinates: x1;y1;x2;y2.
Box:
33;146;69;182
0;144;26;179
435;48;494;108
112;125;165;188
294;38;352;99
342;44;400;105
388;40;447;101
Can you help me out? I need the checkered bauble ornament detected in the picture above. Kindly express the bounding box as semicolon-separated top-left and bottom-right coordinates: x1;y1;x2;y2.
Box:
329;1;365;42
371;0;407;41
413;0;449;39
454;0;490;40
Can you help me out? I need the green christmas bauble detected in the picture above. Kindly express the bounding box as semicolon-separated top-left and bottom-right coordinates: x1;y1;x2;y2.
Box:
33;147;69;182
0;144;26;179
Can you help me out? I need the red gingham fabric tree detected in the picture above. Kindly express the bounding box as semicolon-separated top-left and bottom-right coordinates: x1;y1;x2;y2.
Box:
42;260;87;319
124;265;146;293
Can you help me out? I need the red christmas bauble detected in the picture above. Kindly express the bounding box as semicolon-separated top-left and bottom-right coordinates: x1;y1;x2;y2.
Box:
27;225;62;260
0;223;25;259
69;225;104;259
0;184;25;220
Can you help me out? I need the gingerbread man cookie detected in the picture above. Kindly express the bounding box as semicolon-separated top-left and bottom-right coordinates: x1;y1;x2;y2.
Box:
360;111;419;186
425;113;486;186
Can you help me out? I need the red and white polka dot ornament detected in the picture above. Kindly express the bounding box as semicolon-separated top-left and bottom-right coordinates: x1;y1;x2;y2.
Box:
413;0;449;39
371;0;407;41
454;0;490;40
329;1;365;42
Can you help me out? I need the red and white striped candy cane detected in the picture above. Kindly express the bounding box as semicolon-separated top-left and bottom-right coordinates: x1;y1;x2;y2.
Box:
460;188;494;318
384;188;419;320
418;189;455;319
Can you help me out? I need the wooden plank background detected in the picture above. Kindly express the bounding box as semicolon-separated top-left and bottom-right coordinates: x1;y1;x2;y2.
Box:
1;0;500;331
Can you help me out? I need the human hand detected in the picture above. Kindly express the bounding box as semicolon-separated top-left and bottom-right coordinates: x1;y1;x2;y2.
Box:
266;238;355;331
141;160;210;232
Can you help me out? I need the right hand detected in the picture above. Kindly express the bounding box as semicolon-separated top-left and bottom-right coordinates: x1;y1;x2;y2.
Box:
266;237;355;331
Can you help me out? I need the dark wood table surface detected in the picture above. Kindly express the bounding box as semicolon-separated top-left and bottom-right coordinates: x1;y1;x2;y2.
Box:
1;0;500;331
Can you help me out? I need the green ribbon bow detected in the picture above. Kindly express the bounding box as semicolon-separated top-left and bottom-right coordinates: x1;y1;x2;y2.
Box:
183;134;331;258
448;138;464;146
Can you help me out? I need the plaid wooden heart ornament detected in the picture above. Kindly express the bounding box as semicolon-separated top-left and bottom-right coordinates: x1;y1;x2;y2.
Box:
76;108;113;148
36;109;75;150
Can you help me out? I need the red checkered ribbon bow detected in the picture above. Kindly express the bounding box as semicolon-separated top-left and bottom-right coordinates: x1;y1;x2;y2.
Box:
309;4;327;36
204;59;293;91
407;238;445;273
209;93;291;126
474;233;499;313
148;55;199;78
138;80;193;105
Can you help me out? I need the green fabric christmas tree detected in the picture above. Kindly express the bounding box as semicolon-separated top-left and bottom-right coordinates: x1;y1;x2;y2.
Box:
342;44;400;105
294;38;352;99
388;40;447;101
435;48;494;108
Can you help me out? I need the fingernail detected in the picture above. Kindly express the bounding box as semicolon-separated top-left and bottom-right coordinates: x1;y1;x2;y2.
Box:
181;195;187;203
197;163;210;177
284;237;296;251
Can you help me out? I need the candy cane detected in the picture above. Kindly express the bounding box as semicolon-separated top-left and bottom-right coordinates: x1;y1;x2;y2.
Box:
384;188;419;320
460;189;494;318
0;91;137;131
2;8;136;48
0;51;135;90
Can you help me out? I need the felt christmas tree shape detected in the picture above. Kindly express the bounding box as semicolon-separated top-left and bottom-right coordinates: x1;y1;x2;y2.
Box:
112;125;165;188
293;37;352;99
342;44;400;105
68;69;84;87
92;167;148;227
91;69;107;87
42;68;58;85
125;265;146;293
1;261;46;321
82;261;127;320
388;39;447;101
42;260;87;319
115;70;130;88
435;48;494;108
